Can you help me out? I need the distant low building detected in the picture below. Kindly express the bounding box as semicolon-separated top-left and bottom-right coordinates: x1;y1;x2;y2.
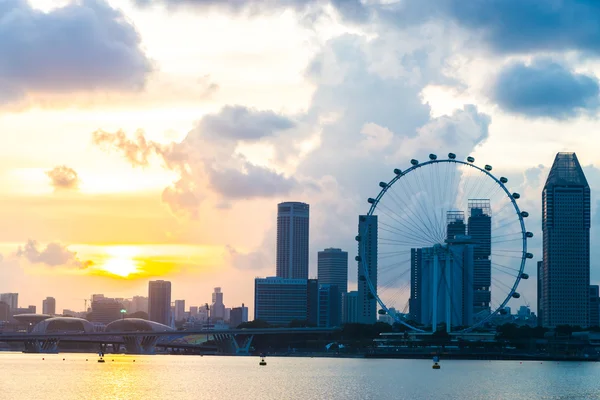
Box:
254;277;307;326
230;304;249;328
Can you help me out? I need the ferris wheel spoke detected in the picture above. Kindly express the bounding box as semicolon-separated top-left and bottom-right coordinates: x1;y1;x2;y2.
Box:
379;220;435;246
377;199;440;245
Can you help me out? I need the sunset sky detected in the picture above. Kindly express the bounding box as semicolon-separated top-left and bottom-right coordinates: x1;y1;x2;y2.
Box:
2;0;600;314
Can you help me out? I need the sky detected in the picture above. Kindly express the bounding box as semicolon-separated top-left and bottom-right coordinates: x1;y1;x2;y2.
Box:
1;0;600;316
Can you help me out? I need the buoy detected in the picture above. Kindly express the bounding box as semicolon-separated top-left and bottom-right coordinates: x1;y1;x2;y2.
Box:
98;358;105;363
259;355;267;366
432;363;441;369
42;358;44;360
63;358;65;361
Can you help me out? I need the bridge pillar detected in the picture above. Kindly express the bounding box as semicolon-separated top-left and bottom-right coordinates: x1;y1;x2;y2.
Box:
122;335;158;354
232;335;254;354
23;338;59;353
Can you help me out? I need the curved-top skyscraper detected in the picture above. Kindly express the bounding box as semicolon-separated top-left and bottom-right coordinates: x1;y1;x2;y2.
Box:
276;202;310;279
541;152;590;328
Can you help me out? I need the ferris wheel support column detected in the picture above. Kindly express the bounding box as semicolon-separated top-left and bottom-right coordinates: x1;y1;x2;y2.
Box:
432;251;439;332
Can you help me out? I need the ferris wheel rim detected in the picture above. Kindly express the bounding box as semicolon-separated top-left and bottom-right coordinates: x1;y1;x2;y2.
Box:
358;155;529;333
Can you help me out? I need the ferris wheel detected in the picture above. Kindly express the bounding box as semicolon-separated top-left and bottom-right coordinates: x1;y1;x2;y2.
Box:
357;153;532;333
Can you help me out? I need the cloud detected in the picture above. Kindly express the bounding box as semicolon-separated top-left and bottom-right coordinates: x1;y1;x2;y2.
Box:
492;60;600;119
225;245;269;270
46;165;80;190
0;0;152;105
16;240;93;269
93;105;298;216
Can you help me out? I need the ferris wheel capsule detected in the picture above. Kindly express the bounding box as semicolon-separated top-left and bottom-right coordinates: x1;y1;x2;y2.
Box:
526;232;534;238
394;169;403;175
500;177;508;183
429;154;437;160
448;153;456;159
521;211;529;218
512;193;520;199
410;159;419;166
467;156;475;163
521;273;529;279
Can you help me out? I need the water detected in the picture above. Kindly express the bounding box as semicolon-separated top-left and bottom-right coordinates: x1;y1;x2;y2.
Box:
1;352;600;400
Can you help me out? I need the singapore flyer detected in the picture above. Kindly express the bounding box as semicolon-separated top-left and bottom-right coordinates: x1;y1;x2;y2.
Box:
357;153;532;333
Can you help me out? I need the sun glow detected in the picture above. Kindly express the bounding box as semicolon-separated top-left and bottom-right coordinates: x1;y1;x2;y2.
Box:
100;246;141;277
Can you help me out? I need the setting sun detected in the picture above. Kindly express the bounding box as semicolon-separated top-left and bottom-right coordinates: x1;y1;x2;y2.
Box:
100;246;141;277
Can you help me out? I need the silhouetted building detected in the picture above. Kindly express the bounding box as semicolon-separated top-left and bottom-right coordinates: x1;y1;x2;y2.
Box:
174;300;185;322
318;284;341;327
91;297;123;325
537;261;543;326
131;296;148;314
307;278;319;326
541;152;590;327
590;285;600;327
318;248;347;324
0;301;9;321
210;287;225;321
342;291;358;324
468;200;491;317
189;306;199;318
229;304;249;328
148;280;171;326
276;202;310;279
42;297;56;315
0;293;18;310
254;277;307;326
446;211;466;240
357;215;377;324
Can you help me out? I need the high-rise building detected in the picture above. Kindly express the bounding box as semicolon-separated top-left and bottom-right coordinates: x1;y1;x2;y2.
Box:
91;297;123;325
254;277;307;326
317;248;348;294
537;261;543;326
306;278;319;326
174;300;186;322
130;296;148;314
590;285;599;327
230;304;249;328
148;280;171;325
0;293;18;310
0;302;9;321
342;291;358;324
541;152;590;328
446;211;466;240
276;202;310;279
468;200;492;317
189;306;199;318
42;297;56;315
357;215;377;324
318;284;341;328
210;287;225;321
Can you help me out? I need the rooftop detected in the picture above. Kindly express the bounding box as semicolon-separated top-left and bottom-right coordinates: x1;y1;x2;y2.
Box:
545;152;589;188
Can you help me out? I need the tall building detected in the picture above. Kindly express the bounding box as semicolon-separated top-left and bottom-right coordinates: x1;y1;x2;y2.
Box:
0;293;18;310
0;302;9;321
317;248;348;294
148;280;171;325
276;202;310;279
537;261;543;326
342;291;358;324
230;304;249;328
42;297;56;315
254;277;307;326
306;279;319;326
189;306;199;318
130;296;148;314
590;285;599;327
468;200;492;317
541;153;590;328
446;211;466;240
91;297;123;325
357;215;377;324
174;300;186;322
210;287;225;321
318;285;341;328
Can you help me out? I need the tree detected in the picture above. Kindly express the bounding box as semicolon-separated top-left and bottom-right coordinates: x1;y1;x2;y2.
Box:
237;319;271;329
128;311;149;320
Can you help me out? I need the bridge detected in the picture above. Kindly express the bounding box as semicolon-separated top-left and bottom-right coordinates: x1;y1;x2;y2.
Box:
0;328;338;355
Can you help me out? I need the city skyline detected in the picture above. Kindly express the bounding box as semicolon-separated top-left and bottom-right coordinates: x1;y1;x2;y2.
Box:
3;1;600;316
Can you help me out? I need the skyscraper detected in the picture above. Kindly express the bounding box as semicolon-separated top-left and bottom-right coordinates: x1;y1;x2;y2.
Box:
542;152;590;327
317;248;348;294
42;297;56;315
148;280;171;326
468;199;491;317
210;287;225;321
537;261;543;326
254;277;308;326
357;215;377;324
174;300;186;322
0;293;18;310
276;202;310;279
590;286;599;327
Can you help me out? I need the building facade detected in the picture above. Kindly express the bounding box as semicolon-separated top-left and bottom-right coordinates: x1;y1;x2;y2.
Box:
91;297;123;325
318;285;341;328
537;261;543;326
468;200;492;317
357;215;377;324
541;152;590;327
590;285;600;328
42;297;56;315
229;304;249;328
254;277;307;326
307;279;319;326
148;280;172;326
276;202;310;279
317;248;348;294
0;293;18;310
211;287;225;321
342;291;358;324
174;300;186;322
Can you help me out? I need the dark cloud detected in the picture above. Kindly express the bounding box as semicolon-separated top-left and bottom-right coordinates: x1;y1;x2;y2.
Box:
492;60;599;119
199;105;296;141
0;0;152;104
46;165;80;190
16;240;93;269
